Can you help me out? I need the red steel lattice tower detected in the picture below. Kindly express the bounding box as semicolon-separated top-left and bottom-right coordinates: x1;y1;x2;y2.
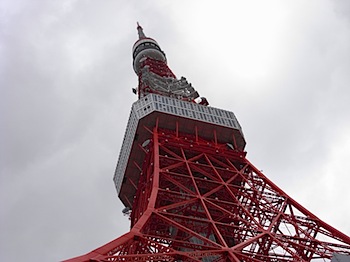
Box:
66;25;350;262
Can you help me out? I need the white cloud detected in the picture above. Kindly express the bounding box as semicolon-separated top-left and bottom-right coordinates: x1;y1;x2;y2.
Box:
1;0;349;261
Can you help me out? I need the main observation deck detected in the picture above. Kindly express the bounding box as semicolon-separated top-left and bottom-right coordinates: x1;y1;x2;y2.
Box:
114;93;245;207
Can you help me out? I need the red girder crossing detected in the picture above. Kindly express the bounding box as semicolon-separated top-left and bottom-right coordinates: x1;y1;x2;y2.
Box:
66;25;350;261
66;126;350;262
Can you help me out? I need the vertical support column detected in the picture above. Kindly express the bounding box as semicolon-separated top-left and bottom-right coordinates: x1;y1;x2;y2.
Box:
176;121;179;138
213;129;218;146
131;127;160;233
148;127;160;209
232;133;238;150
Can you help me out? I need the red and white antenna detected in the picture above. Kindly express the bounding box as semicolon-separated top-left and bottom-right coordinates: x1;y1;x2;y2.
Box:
136;22;146;39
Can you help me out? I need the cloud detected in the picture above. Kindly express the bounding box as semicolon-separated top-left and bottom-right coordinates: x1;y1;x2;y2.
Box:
1;0;349;261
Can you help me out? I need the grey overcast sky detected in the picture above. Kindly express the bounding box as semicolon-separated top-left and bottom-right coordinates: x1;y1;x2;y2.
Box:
1;0;350;261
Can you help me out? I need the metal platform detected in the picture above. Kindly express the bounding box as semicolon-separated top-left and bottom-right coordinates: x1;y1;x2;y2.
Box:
114;93;245;206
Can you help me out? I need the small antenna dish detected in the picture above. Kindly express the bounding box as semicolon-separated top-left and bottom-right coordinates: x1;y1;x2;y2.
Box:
142;139;151;148
122;207;131;216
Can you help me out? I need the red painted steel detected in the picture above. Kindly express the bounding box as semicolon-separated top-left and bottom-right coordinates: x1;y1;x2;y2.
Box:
66;128;350;261
137;57;177;99
65;25;350;261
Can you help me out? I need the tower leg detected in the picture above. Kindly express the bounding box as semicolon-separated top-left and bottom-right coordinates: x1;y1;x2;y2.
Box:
66;127;350;261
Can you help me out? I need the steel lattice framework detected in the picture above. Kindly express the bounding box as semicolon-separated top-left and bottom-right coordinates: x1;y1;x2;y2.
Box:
67;128;350;261
65;25;350;261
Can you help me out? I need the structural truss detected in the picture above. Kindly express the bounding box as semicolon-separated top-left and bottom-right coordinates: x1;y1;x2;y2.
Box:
67;127;350;261
65;25;350;262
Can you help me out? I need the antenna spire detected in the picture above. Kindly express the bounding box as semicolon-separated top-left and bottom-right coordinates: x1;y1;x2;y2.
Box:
137;22;146;39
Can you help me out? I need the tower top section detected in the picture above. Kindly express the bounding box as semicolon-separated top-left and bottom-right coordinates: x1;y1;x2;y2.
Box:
114;25;247;204
132;24;202;102
136;22;146;39
132;23;167;75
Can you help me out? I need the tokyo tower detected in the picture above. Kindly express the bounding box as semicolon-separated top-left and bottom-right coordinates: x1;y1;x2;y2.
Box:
66;24;350;261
